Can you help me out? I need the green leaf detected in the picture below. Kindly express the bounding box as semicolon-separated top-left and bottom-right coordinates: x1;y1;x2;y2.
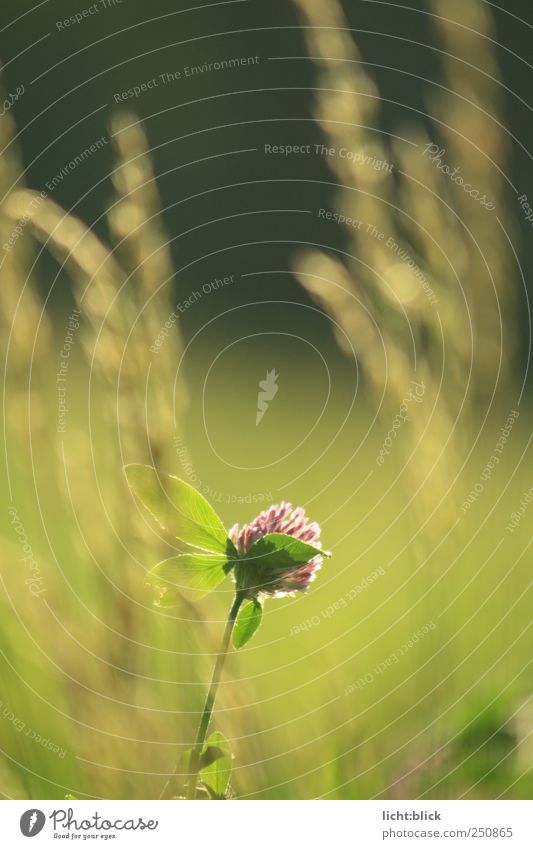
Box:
174;744;225;777
244;532;328;570
199;745;227;771
124;464;233;554
199;732;232;797
233;598;263;649
146;553;233;601
167;739;231;798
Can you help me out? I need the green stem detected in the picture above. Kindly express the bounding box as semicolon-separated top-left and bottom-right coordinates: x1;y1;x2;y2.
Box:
186;591;244;799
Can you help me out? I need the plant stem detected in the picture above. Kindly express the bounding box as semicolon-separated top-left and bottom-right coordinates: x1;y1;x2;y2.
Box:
186;591;244;799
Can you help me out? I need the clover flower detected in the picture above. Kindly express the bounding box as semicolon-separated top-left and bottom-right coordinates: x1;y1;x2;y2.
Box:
229;501;325;598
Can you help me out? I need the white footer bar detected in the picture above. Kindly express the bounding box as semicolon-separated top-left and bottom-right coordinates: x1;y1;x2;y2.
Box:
2;800;532;848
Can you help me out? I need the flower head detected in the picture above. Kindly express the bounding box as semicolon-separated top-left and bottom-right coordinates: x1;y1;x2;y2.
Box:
229;501;325;599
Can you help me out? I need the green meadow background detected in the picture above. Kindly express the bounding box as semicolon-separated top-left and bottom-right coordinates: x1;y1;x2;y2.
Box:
1;356;531;799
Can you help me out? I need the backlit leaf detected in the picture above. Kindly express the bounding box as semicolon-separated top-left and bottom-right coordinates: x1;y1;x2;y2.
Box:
146;552;233;601
124;464;233;554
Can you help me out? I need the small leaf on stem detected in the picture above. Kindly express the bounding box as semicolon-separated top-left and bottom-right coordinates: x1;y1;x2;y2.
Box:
199;732;232;797
233;598;263;649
